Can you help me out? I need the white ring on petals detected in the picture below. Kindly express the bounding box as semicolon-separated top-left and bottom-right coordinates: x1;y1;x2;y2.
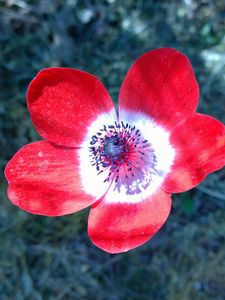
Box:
79;109;175;204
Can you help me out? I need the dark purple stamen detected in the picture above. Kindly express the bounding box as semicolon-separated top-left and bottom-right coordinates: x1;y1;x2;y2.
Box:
89;121;152;183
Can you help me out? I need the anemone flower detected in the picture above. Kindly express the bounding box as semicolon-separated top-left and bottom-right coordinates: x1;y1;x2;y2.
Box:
5;48;225;253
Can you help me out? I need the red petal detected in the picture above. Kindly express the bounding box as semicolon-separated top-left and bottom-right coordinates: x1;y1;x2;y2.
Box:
119;48;199;129
162;113;225;193
27;68;115;147
5;141;98;216
88;190;171;253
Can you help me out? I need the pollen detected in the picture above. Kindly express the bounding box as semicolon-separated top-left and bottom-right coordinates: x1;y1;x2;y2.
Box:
89;121;154;183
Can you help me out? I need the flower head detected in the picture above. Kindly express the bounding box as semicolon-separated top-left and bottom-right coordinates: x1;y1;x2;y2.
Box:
5;48;225;253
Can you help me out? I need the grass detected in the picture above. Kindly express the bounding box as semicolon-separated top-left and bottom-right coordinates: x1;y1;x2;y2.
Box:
0;0;225;299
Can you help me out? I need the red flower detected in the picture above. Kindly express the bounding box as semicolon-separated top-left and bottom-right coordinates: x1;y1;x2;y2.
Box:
5;48;225;253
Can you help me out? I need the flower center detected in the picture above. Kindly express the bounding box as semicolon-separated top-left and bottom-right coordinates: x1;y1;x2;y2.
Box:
89;121;153;184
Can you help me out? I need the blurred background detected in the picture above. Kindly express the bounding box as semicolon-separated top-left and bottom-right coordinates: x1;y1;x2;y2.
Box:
0;0;225;299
